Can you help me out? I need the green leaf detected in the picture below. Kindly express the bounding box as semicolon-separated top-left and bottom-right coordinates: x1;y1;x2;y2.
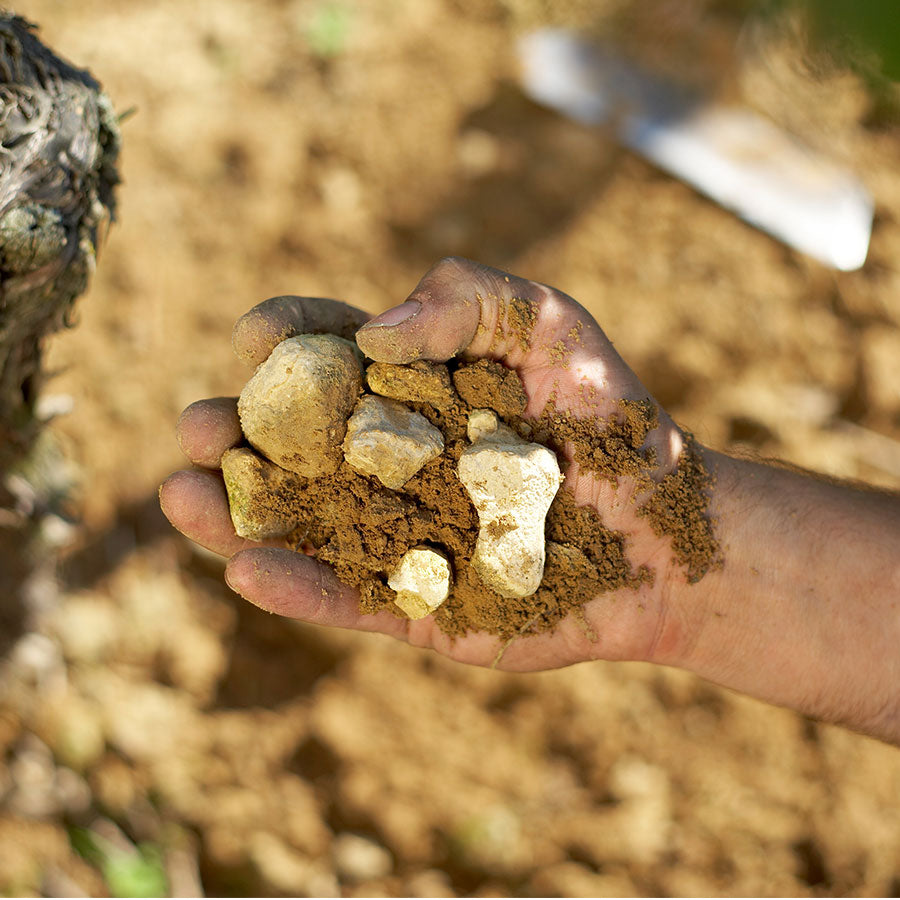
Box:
809;0;900;80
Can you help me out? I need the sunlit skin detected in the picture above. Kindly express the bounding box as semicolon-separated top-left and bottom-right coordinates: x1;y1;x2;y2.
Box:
161;257;900;744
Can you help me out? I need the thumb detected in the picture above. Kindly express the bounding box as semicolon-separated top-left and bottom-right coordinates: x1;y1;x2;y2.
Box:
356;256;495;364
355;256;649;406
356;256;598;368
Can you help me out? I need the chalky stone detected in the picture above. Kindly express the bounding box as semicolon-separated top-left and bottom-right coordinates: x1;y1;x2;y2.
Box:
343;395;444;490
458;424;562;598
388;547;452;619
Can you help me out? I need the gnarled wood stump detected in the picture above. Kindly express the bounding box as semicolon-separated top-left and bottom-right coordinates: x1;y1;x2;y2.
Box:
0;12;120;468
0;13;120;652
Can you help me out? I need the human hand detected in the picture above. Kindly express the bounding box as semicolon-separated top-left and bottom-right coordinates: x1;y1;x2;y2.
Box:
160;257;702;672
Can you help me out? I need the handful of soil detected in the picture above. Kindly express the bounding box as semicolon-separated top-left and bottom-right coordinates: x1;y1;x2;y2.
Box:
222;334;717;642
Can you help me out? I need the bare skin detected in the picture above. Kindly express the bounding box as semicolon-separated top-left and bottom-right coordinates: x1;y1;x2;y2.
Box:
160;257;900;744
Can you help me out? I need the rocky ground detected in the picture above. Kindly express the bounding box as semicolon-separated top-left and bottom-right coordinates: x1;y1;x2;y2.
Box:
2;0;900;896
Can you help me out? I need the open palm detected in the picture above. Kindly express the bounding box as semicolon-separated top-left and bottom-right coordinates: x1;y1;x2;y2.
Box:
160;258;687;672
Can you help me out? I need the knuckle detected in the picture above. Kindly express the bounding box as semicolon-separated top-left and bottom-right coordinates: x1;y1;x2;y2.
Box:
431;255;479;284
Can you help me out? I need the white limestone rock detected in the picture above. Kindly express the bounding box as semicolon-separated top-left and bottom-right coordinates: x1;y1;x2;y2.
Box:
388;547;452;619
458;426;562;598
342;395;443;490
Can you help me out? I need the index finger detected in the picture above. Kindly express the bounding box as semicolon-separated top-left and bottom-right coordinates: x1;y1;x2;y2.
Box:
232;296;370;367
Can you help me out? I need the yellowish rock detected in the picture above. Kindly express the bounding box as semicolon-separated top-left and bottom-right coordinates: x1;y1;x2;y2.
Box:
388;547;451;619
467;408;500;442
238;334;363;476
366;360;457;409
221;447;304;540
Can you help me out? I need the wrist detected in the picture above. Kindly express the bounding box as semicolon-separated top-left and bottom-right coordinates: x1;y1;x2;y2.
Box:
642;444;737;670
653;446;900;742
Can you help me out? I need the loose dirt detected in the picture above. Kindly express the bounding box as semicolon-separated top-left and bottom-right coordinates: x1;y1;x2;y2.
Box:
531;398;721;582
231;354;716;640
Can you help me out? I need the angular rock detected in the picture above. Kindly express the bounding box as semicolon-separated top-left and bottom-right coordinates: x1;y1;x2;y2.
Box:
388;547;452;619
458;429;562;598
238;334;363;476
343;395;443;490
221;447;305;540
366;360;458;409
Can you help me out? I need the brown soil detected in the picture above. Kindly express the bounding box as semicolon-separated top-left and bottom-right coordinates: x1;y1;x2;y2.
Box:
533;396;660;484
452;358;529;419
4;1;900;897
640;435;722;583
232;357;665;640
531;397;721;582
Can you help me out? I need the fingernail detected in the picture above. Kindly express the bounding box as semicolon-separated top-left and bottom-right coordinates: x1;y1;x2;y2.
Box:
224;565;242;595
359;300;421;329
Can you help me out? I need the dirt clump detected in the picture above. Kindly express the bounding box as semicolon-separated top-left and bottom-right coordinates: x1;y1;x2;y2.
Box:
532;396;660;486
505;296;539;351
452;358;528;418
226;340;719;640
639;435;721;583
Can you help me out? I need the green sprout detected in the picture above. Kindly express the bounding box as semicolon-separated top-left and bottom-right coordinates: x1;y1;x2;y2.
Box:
305;2;352;59
70;827;168;899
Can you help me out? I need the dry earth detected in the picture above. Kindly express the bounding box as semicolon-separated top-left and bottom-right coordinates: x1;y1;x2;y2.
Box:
2;0;900;896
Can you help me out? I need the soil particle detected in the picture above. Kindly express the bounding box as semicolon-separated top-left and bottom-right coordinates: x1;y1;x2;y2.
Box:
228;347;719;639
505;296;538;351
486;295;506;354
546;340;573;367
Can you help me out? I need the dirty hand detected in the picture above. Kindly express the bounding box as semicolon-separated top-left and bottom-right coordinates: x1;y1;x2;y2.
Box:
162;257;900;743
160;257;691;672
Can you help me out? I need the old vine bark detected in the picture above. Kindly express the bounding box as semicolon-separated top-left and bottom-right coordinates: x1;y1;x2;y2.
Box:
0;13;119;653
0;12;120;468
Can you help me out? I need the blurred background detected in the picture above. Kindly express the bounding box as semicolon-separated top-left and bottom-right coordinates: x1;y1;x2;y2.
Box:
2;0;900;895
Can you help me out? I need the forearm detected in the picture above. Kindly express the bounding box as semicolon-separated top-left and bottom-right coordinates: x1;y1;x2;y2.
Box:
656;448;900;743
